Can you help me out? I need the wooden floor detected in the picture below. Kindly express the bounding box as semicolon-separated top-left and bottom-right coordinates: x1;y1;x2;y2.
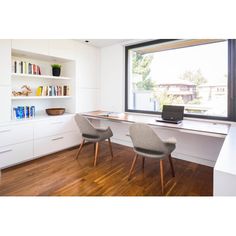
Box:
0;142;213;196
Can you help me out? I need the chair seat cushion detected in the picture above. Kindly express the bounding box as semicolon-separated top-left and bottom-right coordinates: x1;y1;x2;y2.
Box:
82;127;113;142
82;133;99;139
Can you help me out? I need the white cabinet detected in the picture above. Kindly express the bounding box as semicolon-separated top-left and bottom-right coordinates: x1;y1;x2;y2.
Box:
0;123;33;147
34;116;76;139
76;44;100;89
0;123;33;168
0;115;81;170
48;39;75;59
11;39;49;55
34;115;81;157
0;86;11;122
34;131;81;158
0;141;33;169
0;40;11;86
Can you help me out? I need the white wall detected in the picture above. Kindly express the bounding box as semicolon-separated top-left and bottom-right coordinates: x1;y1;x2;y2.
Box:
100;44;124;112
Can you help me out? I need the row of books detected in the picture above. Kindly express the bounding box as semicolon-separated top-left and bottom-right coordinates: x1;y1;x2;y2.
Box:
12;60;41;75
36;86;70;96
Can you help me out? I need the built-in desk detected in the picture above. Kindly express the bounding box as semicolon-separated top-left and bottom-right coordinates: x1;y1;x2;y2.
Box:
82;111;235;196
83;111;229;138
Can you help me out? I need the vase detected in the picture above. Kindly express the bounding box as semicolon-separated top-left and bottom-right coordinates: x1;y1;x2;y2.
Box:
52;67;61;76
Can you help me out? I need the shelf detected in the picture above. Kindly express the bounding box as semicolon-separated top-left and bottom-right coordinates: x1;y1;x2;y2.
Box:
11;73;72;80
11;96;72;100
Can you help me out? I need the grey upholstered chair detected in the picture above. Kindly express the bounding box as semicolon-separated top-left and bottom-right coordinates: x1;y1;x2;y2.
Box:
74;114;114;166
128;123;176;194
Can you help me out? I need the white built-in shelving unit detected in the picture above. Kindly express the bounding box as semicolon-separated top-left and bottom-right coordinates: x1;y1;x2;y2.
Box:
11;73;72;81
11;96;72;100
11;49;76;117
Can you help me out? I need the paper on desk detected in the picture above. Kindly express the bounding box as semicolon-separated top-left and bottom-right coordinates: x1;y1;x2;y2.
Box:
99;112;124;118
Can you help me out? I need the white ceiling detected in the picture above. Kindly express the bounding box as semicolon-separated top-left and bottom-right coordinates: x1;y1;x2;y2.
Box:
76;39;130;48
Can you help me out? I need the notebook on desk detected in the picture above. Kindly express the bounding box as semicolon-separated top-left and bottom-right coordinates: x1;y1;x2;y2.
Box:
156;105;184;124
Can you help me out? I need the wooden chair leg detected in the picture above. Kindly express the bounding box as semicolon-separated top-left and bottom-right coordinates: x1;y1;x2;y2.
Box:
108;138;113;159
94;143;96;155
76;139;85;159
160;159;164;194
142;157;145;171
128;154;138;180
94;142;99;166
168;154;175;177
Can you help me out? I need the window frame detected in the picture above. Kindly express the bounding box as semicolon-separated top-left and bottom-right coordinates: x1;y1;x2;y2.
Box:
125;39;236;121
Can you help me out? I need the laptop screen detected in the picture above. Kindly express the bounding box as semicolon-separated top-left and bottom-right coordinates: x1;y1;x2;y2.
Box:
162;105;184;121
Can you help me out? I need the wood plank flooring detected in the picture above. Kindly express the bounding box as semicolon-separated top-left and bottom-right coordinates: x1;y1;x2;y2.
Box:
0;142;213;196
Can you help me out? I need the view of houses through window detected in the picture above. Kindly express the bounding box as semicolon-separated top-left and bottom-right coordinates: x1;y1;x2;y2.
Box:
127;40;228;118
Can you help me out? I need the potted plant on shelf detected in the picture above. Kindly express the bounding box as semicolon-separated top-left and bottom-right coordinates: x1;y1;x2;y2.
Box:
51;64;61;76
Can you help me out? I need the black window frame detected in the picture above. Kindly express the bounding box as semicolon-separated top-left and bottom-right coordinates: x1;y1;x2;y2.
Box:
125;39;236;121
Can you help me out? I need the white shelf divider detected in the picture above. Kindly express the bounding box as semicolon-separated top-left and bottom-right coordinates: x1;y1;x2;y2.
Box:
11;73;72;80
11;96;72;100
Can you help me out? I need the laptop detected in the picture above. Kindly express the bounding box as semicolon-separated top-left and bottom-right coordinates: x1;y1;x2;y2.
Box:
156;105;184;124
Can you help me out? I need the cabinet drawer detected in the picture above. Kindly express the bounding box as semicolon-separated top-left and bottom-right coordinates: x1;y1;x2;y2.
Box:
0;124;33;147
34;116;77;139
0;141;33;169
34;131;81;157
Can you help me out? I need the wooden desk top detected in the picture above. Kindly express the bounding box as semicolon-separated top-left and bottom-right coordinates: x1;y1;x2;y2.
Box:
82;111;230;136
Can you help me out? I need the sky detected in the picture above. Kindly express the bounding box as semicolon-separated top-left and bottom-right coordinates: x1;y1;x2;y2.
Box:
148;41;228;84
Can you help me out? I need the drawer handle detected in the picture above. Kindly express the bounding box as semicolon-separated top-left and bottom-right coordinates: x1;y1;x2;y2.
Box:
0;149;12;154
51;136;64;141
0;129;11;133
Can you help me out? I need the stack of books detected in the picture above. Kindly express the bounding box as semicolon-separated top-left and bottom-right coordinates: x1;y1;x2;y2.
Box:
36;85;70;96
12;60;41;75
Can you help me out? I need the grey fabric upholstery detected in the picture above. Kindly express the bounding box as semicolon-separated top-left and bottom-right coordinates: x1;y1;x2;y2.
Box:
129;123;176;159
74;114;113;142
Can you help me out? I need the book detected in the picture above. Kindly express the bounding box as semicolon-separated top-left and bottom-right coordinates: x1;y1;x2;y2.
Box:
28;63;32;74
24;61;27;74
20;61;23;73
36;87;42;96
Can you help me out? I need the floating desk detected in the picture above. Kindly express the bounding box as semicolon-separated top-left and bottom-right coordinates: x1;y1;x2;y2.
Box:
82;111;229;137
82;110;235;196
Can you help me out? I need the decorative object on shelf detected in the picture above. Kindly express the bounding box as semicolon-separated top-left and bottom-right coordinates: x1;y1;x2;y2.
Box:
12;85;32;96
51;64;61;76
13;105;35;119
46;108;65;116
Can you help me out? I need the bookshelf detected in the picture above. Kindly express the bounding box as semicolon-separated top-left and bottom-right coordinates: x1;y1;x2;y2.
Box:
11;49;76;118
11;96;72;100
12;73;72;81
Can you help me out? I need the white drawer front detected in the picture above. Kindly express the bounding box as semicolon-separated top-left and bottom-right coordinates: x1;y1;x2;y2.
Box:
0;141;33;169
0;124;33;147
34;131;81;158
34;116;77;139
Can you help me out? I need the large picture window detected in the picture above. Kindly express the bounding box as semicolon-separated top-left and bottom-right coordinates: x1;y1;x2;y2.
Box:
125;39;236;120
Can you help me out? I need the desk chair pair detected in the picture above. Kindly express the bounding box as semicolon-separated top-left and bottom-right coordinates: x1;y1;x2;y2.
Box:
74;114;176;194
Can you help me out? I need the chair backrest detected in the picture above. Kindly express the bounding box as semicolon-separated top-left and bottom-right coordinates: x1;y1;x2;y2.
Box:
129;123;167;153
74;114;97;136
